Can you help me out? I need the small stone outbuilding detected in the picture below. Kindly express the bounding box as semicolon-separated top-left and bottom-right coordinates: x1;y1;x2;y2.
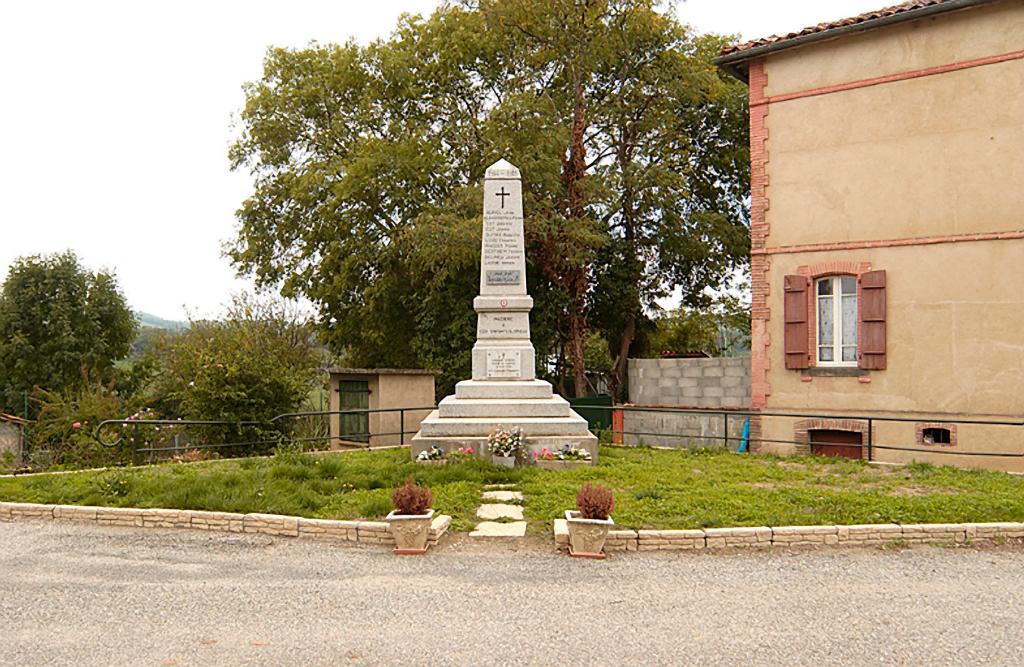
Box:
327;368;437;447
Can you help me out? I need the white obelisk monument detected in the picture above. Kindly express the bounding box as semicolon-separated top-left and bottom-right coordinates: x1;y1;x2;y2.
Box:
411;159;598;462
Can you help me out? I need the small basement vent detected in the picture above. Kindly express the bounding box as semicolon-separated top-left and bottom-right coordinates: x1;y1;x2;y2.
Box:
922;427;952;445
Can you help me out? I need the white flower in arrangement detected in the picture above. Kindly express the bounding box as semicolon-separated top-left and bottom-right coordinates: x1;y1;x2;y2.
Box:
488;427;523;458
417;445;445;461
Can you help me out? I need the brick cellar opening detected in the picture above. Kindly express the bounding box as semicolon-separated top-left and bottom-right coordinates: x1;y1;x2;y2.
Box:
808;429;863;460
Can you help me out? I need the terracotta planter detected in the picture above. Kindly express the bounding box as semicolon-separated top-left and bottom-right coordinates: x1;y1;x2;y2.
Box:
492;455;516;468
534;459;588;470
565;510;614;559
386;509;435;555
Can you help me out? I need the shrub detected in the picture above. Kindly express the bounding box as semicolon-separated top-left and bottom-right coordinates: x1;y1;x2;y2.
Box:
391;477;433;515
29;381;135;469
147;294;322;451
577;482;614;520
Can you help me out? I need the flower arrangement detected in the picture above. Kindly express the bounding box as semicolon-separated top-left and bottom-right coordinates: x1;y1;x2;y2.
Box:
488;427;523;458
448;448;475;465
416;445;446;461
532;445;592;462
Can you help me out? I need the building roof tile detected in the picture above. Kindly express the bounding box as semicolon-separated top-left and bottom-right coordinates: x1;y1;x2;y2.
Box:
720;0;955;58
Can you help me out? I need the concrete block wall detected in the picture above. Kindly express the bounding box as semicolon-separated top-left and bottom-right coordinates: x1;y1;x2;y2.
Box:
628;357;751;408
624;357;751;449
622;409;748;450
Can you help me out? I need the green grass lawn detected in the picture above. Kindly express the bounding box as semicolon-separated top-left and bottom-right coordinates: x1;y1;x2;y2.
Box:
3;446;1024;534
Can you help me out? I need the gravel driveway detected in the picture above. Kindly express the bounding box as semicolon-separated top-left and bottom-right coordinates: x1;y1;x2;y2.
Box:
3;521;1024;666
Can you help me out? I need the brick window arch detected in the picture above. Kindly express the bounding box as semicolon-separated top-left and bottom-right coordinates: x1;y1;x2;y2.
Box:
800;263;871;368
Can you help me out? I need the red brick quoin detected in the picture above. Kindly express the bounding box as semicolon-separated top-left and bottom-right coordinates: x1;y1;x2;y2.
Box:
747;58;770;449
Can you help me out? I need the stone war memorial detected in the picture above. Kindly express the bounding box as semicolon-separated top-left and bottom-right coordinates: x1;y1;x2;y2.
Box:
411;159;598;463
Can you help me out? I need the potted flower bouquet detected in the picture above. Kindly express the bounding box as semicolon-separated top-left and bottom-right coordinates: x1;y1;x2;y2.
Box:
416;445;447;465
489;427;522;467
449;446;475;463
565;482;614;559
386;478;435;555
533;444;592;470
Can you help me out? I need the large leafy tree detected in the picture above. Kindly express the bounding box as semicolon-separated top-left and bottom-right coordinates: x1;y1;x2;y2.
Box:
229;0;749;398
0;252;136;410
147;294;321;424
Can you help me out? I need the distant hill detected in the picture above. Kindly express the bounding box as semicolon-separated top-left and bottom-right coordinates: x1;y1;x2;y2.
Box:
137;312;188;331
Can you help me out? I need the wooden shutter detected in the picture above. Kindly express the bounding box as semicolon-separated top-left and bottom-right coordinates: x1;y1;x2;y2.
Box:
783;275;810;370
859;270;887;370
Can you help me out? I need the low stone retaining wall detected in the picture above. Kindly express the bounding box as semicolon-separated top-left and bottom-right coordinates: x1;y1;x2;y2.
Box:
554;520;1024;552
0;501;451;548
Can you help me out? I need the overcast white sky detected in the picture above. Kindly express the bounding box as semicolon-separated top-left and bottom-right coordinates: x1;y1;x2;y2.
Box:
0;0;885;320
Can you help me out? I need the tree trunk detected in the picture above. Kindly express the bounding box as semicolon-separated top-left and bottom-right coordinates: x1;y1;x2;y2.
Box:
567;272;589;397
610;310;636;401
561;68;590;398
611;125;640;403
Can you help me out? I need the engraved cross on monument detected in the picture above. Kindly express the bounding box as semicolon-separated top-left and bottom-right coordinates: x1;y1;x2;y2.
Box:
410;159;598;463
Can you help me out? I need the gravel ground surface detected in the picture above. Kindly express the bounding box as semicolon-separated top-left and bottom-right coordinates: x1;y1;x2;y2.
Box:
3;521;1024;666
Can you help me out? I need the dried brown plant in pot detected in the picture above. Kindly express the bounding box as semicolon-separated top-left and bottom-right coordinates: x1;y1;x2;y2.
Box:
391;477;434;516
576;482;614;520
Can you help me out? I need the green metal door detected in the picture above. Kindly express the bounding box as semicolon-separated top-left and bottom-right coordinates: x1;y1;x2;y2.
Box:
569;395;613;431
339;380;370;443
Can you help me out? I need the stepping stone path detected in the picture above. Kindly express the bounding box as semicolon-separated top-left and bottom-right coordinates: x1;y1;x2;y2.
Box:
469;484;527;538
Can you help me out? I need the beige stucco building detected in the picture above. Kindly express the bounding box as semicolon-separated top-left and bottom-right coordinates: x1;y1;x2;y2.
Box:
716;0;1024;470
327;368;436;447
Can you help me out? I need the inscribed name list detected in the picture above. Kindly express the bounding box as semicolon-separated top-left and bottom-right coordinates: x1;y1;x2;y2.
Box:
480;177;526;296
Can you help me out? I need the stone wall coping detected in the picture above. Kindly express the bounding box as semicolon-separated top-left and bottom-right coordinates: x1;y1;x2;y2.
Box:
772;525;839;535
0;501;451;549
837;523;902;531
637;529;704;539
703;526;772;537
3;500;1022;554
552;519;1024;554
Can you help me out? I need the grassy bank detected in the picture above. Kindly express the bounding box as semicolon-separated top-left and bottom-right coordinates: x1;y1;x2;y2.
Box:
3;446;1024;533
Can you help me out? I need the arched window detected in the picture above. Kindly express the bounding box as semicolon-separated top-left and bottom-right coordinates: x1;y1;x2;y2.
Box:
816;276;857;366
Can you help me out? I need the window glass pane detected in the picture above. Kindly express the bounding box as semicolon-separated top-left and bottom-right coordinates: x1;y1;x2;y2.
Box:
818;296;833;345
817;278;832;296
841;276;857;295
842;346;856;362
842;295;857;346
819;347;834;362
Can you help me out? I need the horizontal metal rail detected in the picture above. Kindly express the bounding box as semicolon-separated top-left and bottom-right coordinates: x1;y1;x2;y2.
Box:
87;402;1023;467
596;403;1024;427
610;430;1024;458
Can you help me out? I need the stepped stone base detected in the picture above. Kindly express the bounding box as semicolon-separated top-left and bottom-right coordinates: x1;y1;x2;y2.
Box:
455;379;556;399
411;379;598;463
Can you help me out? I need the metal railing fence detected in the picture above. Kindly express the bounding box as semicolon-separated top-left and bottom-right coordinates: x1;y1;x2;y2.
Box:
90;406;436;466
595;404;1024;460
31;403;1016;471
